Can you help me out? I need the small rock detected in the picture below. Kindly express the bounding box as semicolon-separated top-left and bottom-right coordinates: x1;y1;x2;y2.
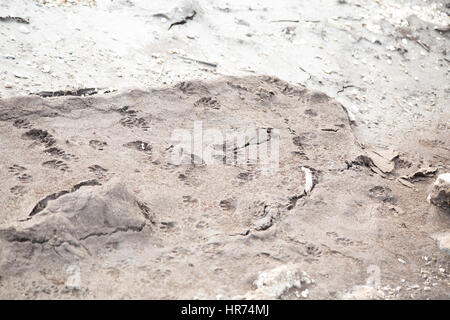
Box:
235;264;313;299
301;289;309;298
435;233;450;256
4;82;13;89
428;173;450;211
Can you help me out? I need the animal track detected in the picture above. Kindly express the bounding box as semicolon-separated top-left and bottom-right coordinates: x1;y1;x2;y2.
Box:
227;81;249;92
394;157;412;169
419;139;449;150
326;232;363;247
43;147;76;160
335;237;354;246
182;195;198;207
120;116;150;130
10;185;26;196
219;198;236;211
369;186;397;204
42;160;69;172
160;221;176;231
305;243;322;257
8;165;32;183
13;119;31;129
89;140;107;150
304;109;318;117
194;97;220;109
17;173;32;183
23;129;55;147
237;171;255;181
326;231;338;237
8;164;26;174
88;165;108;178
177;81;207;94
115;106;138;116
292;132;316;148
44;147;65;157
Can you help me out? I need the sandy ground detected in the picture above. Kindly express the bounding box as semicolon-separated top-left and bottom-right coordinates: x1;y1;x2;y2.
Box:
0;0;449;299
1;0;449;151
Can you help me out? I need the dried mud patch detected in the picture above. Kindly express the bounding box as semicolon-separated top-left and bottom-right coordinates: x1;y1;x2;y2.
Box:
0;76;448;299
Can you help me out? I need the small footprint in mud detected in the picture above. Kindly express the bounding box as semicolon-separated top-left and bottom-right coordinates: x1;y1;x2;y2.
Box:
177;81;207;95
8;165;32;183
17;173;33;183
44;147;65;157
177;170;196;186
326;231;338;237
10;185;26;196
88;165;108;178
335;237;354;246
160;221;176;231
44;147;77;161
42;159;69;172
115;106;150;130
419;139;449;151
326;232;363;247
13;119;31;129
182;195;198;207
304;109;318;117
8;164;26;174
89;140;107;150
119;116;150;131
219;198;236;211
115;106;137;116
305;243;322;257
368;186;397;204
194;97;220;109
237;171;255;181
23;129;55;147
394;157;412;169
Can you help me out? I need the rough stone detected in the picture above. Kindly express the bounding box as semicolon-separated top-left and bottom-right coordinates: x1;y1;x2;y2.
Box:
238;264;313;299
428;173;450;211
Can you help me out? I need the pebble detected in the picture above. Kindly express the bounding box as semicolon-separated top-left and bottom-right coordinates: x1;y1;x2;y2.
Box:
4;82;13;88
428;173;450;212
301;289;309;298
